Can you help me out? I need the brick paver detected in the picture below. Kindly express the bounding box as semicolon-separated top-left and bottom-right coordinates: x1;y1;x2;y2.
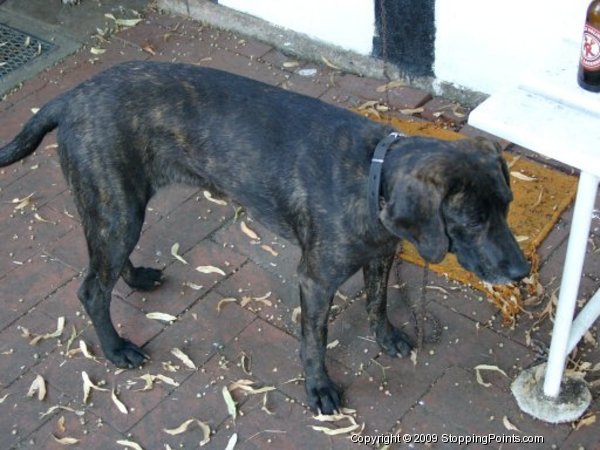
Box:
0;7;598;450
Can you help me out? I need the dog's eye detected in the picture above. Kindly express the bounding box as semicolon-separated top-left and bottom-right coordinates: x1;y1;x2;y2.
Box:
467;221;485;231
464;213;487;230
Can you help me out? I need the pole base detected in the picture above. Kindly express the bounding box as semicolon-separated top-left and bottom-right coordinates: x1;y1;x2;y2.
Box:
511;363;591;423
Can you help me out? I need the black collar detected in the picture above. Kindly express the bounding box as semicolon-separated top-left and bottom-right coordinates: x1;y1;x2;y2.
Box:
367;131;404;223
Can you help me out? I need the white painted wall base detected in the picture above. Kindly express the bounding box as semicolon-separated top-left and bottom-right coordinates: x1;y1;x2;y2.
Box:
220;0;374;55
217;0;592;95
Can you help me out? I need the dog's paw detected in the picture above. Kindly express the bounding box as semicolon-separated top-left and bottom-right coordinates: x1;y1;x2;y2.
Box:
123;266;164;291
305;376;342;415
105;339;150;369
375;323;413;358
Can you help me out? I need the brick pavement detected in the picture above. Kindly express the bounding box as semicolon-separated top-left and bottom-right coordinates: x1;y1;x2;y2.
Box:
0;8;598;450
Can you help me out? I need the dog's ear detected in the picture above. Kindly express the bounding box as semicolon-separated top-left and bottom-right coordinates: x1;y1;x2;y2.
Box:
473;136;502;155
379;176;449;263
472;137;511;187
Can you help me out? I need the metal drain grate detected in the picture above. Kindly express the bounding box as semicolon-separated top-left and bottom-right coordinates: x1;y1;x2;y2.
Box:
0;23;55;78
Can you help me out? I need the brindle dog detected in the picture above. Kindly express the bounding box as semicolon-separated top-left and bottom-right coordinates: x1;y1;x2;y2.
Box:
0;61;529;414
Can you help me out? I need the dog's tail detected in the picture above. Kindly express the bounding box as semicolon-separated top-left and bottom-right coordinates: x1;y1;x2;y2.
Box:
0;97;63;167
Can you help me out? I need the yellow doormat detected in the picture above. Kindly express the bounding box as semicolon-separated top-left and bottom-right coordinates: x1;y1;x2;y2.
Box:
354;111;578;322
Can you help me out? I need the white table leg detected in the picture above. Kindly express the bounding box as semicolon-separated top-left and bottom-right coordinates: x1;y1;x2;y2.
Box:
567;288;600;353
543;171;599;397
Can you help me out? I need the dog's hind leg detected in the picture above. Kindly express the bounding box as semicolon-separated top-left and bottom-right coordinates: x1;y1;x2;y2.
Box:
121;259;163;291
363;254;412;357
74;189;150;368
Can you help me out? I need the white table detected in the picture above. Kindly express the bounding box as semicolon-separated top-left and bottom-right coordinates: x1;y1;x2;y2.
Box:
468;38;600;421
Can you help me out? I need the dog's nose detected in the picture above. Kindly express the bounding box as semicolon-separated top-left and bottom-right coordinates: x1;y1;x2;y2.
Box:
508;259;530;282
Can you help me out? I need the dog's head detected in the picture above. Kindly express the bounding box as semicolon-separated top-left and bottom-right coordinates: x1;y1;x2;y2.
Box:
380;137;530;284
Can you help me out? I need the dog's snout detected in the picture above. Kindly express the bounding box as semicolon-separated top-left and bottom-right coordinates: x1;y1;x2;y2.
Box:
508;258;530;282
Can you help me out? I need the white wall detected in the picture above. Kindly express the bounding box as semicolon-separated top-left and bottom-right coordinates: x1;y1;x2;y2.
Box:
220;0;375;55
220;0;591;95
434;0;590;94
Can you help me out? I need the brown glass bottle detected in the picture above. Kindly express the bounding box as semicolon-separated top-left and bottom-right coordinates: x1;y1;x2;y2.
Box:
578;0;600;92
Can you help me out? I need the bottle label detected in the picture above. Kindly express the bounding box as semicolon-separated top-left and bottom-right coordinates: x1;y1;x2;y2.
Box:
581;23;600;71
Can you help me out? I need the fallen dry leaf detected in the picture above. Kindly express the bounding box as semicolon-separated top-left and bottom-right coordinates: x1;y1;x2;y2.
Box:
111;389;128;414
163;418;211;445
310;409;362;436
253;291;272;306
260;244;279;256
11;192;35;211
28;316;65;345
27;374;46;401
261;392;275;415
575;412;597;430
34;212;56;224
40;405;84;419
53;436;80;445
217;297;237;312
104;13;143;27
163;418;196;435
310;421;359;435
376;80;406;92
170;243;188;265
79;340;96;360
291;306;301;323
116;439;144;450
82;371;108;404
357;100;379;111
222;386;237;420
229;379;276;395
183;281;203;290
224;433;238;450
474;364;508;388
240;352;252;375
65;327;78;356
321;56;341;70
155;374;179;387
203;190;227;206
137;374;155;391
241;221;260;240
136;373;179;391
145;312;177;322
400;107;424;115
141;42;156;55
510;171;537;182
195;265;226;276
502;415;521;432
410;349;418;366
57;415;66;433
326;339;340;349
171;348;197;370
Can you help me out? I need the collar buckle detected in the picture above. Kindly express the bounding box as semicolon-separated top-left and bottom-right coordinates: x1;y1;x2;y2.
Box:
367;132;404;223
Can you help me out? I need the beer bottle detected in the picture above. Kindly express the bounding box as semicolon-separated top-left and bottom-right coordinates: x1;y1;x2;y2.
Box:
578;0;600;92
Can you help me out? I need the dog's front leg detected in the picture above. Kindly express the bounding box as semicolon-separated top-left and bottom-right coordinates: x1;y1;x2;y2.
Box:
364;254;412;357
298;271;341;414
